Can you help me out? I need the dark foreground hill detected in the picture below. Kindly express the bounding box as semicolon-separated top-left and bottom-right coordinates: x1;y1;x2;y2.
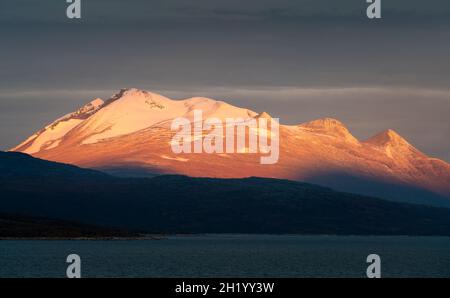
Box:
0;213;140;238
1;151;450;236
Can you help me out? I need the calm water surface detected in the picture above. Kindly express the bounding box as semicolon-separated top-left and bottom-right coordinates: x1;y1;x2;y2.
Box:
1;235;449;278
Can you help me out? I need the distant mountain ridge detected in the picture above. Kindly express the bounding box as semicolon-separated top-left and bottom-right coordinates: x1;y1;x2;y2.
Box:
0;151;108;178
11;88;450;207
2;151;450;235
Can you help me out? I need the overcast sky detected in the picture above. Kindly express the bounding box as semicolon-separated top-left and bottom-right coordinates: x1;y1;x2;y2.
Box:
1;0;449;161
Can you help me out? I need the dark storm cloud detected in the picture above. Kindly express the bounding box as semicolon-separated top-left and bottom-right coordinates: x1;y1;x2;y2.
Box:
0;0;449;161
1;0;450;90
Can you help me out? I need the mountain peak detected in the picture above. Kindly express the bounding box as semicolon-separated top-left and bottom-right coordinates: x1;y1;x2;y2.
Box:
301;118;347;130
106;88;170;105
299;118;358;143
120;88;154;96
365;129;411;147
363;129;426;159
255;111;272;119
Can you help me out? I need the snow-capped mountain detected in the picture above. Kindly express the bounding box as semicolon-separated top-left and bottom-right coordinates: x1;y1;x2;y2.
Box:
11;88;450;206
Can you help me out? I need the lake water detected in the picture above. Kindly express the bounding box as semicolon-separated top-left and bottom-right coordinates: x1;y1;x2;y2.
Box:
1;235;450;278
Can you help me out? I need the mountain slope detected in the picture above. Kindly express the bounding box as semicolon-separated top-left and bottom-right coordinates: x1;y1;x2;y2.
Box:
0;151;109;179
12;98;105;154
10;88;450;206
1;152;450;235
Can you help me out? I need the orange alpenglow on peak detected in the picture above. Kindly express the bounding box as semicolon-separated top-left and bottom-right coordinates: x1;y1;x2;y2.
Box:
71;98;105;118
255;112;272;119
300;117;347;129
114;88;157;98
10;88;450;203
363;129;426;159
298;118;359;143
365;129;412;147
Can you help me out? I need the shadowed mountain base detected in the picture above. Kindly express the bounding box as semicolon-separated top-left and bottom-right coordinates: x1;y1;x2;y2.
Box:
1;152;450;236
